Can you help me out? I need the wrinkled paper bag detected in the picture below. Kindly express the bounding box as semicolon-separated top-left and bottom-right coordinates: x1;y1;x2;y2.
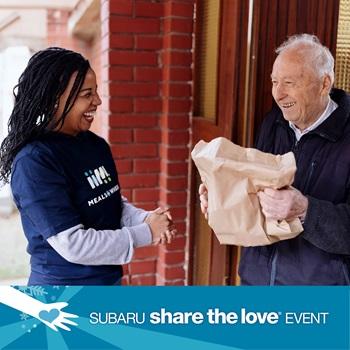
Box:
191;137;303;246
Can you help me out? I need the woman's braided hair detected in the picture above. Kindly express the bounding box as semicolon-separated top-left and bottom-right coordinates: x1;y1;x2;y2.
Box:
0;47;90;183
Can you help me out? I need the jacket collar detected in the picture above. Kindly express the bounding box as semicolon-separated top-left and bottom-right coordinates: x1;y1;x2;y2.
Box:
275;88;350;142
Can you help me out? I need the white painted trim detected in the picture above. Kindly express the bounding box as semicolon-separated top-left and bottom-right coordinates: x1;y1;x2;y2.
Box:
0;12;20;32
0;0;79;10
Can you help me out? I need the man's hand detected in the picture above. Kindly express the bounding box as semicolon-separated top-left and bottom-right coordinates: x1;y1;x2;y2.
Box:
257;187;308;221
198;183;208;219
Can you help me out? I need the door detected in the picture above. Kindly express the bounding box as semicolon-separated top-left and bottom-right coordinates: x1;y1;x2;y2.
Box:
189;0;340;285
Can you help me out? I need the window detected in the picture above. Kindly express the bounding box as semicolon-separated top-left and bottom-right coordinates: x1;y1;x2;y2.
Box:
335;0;350;92
193;0;221;121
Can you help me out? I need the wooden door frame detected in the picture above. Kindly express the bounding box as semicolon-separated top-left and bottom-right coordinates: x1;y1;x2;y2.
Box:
188;0;252;285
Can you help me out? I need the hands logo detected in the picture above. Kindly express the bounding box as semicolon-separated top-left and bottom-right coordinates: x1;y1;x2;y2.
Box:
0;286;78;332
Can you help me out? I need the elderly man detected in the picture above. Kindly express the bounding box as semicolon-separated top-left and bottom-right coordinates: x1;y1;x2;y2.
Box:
199;34;350;285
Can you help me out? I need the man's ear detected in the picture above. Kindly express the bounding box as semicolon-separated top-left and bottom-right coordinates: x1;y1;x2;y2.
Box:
321;74;332;95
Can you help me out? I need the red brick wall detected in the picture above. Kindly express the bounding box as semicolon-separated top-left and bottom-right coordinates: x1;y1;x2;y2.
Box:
47;10;89;54
101;0;194;285
157;1;194;285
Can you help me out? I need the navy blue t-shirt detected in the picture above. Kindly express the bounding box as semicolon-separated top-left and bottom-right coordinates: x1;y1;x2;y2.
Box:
11;131;123;285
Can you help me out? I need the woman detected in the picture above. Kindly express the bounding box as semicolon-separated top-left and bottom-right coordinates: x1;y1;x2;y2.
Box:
0;47;175;285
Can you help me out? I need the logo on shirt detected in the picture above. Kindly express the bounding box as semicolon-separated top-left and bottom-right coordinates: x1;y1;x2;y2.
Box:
88;184;120;206
84;166;112;189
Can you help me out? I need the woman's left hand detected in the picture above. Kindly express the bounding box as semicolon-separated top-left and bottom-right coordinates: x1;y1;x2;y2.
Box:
150;207;177;245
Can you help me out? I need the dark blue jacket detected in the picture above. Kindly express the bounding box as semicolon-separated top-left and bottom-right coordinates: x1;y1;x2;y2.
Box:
239;88;350;285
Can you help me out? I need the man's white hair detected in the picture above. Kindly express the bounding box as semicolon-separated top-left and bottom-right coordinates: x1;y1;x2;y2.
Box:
276;34;334;84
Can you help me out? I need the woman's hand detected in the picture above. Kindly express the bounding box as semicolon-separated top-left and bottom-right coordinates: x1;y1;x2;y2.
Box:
145;208;177;244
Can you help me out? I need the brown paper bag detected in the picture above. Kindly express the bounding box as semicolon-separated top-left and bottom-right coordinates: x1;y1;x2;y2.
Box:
191;137;303;246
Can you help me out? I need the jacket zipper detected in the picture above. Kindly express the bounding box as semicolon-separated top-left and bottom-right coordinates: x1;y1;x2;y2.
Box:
269;247;278;285
303;161;317;193
291;138;302;162
291;136;317;193
342;260;350;285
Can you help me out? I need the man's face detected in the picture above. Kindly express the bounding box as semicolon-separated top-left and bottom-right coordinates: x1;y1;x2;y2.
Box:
271;51;330;130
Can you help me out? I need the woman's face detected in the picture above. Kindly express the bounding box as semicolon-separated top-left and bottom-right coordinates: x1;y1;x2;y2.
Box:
55;68;102;136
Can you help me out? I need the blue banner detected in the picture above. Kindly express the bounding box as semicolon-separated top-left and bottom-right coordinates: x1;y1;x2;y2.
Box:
0;286;348;349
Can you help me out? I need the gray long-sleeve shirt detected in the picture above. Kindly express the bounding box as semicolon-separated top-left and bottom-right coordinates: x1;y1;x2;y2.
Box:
47;197;152;265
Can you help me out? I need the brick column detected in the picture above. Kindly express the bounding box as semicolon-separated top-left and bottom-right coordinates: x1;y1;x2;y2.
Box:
101;0;162;285
100;0;194;285
157;0;194;285
47;10;90;55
